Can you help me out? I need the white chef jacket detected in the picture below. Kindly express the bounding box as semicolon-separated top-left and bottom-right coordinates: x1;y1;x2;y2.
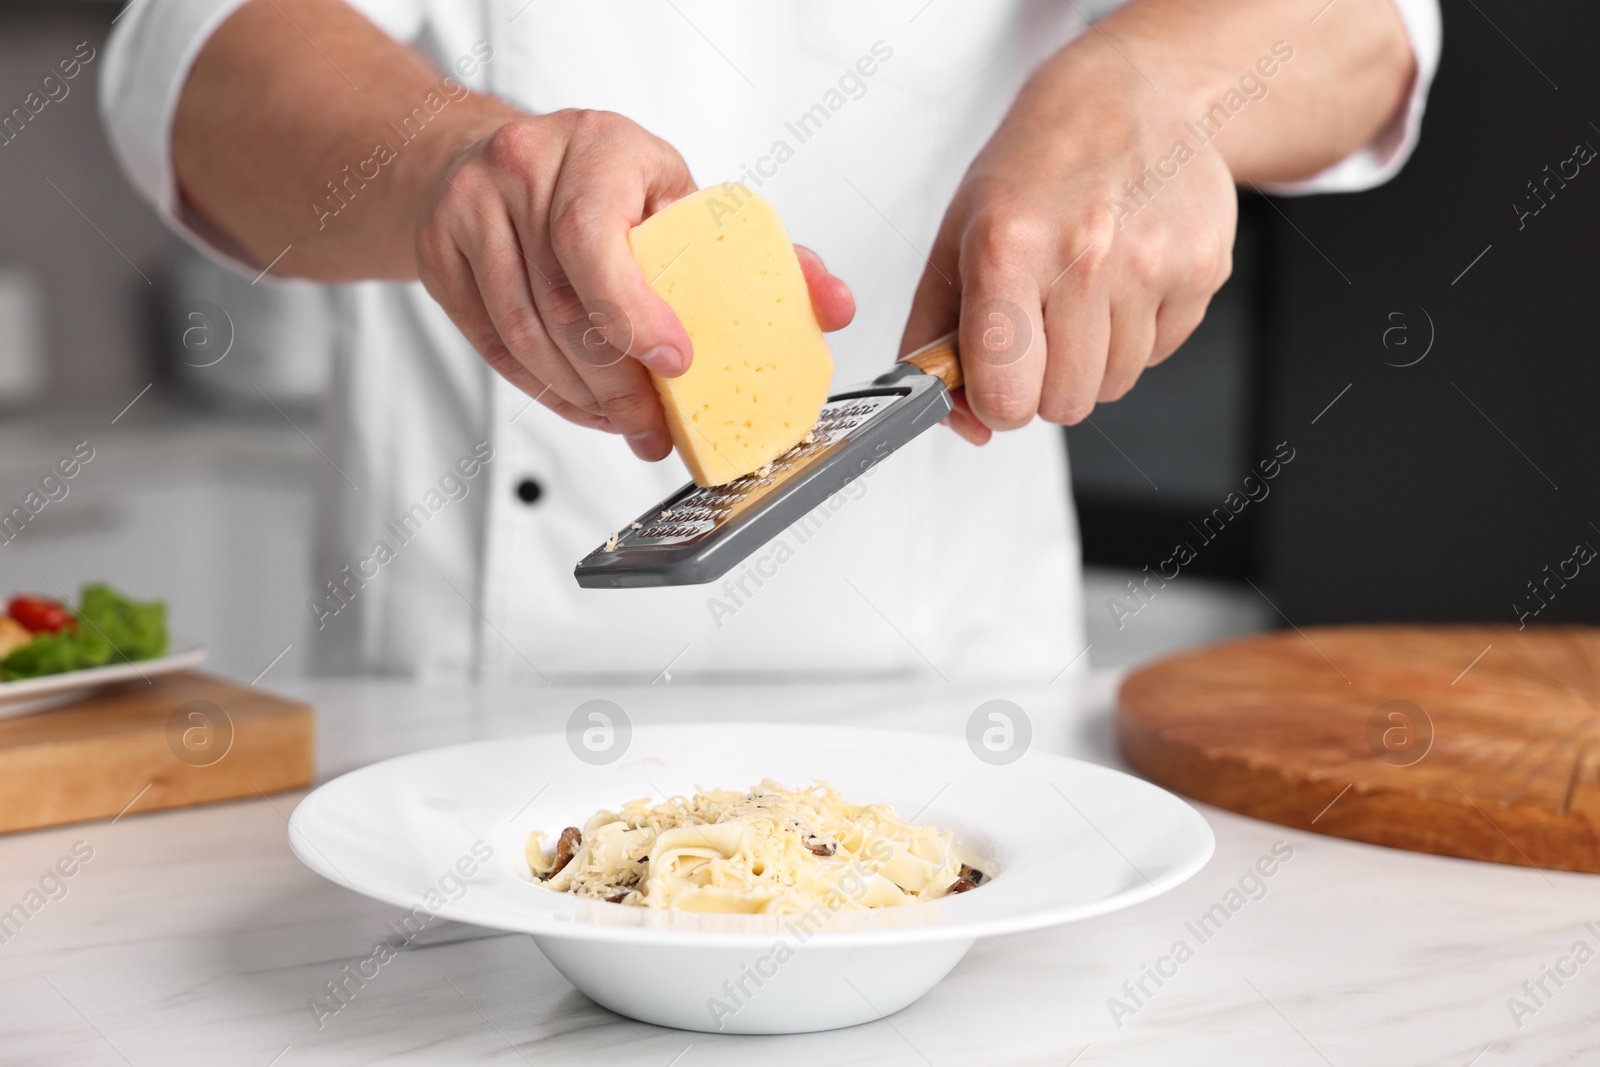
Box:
103;0;1440;683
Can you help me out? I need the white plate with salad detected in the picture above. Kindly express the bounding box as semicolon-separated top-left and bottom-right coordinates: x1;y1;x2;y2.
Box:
0;584;201;719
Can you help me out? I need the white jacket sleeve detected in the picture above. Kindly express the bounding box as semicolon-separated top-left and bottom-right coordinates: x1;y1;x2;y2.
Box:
1262;0;1442;195
101;0;256;272
100;0;424;276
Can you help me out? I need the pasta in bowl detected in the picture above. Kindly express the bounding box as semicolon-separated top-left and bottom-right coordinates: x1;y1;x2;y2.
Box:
526;780;987;913
288;722;1211;1034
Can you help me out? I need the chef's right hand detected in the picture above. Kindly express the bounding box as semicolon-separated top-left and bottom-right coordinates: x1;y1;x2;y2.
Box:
414;110;855;460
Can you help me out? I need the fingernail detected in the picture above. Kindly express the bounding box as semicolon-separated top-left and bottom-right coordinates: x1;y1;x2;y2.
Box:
638;345;684;376
625;430;668;460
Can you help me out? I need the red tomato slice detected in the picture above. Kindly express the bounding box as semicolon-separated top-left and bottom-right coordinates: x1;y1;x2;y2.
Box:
8;595;74;634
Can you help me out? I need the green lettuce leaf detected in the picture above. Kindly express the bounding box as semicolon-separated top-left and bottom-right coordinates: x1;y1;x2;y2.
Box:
1;632;82;680
75;583;168;665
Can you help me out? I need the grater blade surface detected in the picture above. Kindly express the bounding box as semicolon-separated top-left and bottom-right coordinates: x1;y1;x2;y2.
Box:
574;365;950;588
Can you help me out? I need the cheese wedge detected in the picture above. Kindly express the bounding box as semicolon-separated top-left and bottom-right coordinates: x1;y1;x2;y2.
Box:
629;184;833;486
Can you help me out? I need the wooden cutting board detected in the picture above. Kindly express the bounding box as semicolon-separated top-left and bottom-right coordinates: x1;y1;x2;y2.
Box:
0;671;314;834
1118;625;1600;874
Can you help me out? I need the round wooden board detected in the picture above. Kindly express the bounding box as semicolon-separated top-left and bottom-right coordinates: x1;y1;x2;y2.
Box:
1117;625;1600;874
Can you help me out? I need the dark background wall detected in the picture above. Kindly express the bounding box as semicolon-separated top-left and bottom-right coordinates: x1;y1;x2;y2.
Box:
1071;2;1599;630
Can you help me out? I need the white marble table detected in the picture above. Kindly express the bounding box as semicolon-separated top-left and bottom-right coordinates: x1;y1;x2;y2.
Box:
1;674;1594;1066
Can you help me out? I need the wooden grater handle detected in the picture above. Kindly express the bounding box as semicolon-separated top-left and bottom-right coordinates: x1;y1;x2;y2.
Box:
899;331;963;391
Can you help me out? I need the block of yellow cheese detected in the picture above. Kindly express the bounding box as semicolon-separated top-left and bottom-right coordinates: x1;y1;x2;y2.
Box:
629;184;833;486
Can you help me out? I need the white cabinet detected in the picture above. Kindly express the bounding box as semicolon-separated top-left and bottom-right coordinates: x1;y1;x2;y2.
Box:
0;412;316;682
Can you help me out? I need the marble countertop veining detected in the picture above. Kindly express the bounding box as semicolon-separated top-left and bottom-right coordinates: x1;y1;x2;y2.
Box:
0;673;1594;1067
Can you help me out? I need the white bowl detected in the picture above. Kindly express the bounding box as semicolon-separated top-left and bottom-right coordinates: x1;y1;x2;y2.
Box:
288;722;1213;1034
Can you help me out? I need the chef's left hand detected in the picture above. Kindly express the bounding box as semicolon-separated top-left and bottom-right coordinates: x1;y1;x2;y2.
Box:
900;47;1236;444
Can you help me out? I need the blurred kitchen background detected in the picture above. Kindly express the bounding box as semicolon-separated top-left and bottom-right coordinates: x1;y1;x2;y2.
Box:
0;1;1595;682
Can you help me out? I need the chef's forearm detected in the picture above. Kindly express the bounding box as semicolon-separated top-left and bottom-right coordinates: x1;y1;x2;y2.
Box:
1020;0;1416;185
172;0;521;281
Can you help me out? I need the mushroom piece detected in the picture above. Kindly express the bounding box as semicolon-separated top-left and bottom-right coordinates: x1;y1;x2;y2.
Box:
947;864;988;895
802;834;836;857
550;827;583;876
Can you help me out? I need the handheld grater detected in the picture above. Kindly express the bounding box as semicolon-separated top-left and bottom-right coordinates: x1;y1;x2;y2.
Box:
574;333;963;588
